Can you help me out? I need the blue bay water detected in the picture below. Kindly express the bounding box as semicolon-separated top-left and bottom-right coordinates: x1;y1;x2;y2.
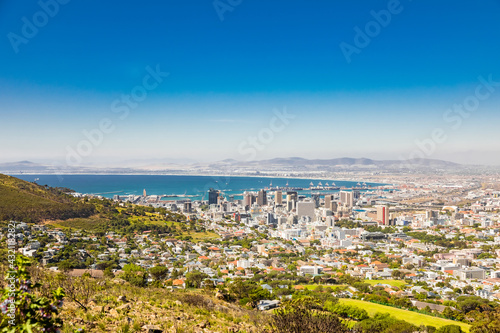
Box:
11;174;385;200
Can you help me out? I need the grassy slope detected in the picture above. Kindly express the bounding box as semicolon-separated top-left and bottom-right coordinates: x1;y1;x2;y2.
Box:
53;211;219;241
0;174;93;222
363;279;407;288
339;299;471;332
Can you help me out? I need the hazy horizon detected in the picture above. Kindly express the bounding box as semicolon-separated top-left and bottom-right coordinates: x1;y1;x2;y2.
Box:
0;155;497;169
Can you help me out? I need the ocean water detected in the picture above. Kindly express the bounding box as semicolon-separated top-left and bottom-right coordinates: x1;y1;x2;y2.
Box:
11;174;386;200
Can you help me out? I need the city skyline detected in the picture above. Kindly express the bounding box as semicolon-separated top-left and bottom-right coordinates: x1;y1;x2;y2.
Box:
2;1;500;165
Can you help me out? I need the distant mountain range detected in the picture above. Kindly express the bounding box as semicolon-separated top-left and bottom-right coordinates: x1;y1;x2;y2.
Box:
206;157;461;168
0;157;468;175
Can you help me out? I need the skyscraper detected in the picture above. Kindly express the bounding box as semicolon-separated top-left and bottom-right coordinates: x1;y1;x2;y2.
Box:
340;191;353;207
324;194;334;209
243;192;255;208
287;191;298;202
266;213;275;225
286;191;297;211
311;193;320;208
330;201;338;212
208;188;219;205
297;201;315;220
377;205;390;225
275;191;283;205
257;189;267;206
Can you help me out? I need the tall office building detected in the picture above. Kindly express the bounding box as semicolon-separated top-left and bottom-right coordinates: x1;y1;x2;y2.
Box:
208;188;219;205
275;191;283;205
287;191;298;210
297;201;315;220
330;201;338;212
277;216;287;226
377;205;390;225
326;216;335;227
143;189;147;197
243;192;255;208
426;210;438;222
324;194;334;209
217;194;224;205
287;191;298;202
266;213;275;225
340;191;353;207
257;189;267;206
311;194;320;208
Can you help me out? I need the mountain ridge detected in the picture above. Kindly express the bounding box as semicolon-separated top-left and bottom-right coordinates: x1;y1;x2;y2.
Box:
0;157;468;174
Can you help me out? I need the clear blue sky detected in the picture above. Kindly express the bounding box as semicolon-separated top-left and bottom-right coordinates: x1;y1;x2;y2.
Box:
1;0;500;165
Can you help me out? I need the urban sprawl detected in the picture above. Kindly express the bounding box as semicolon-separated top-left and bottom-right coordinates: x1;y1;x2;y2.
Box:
12;175;500;313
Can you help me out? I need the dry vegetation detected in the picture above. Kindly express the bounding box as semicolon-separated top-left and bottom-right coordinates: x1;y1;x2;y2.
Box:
12;265;269;333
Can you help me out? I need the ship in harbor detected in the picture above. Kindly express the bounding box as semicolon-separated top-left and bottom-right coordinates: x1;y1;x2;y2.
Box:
264;180;374;192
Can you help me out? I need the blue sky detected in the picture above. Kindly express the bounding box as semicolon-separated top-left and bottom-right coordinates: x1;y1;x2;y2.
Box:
1;0;500;165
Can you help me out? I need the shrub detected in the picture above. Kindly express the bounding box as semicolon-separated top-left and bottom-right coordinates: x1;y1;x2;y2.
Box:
178;293;213;309
436;325;464;333
269;298;350;333
0;255;65;332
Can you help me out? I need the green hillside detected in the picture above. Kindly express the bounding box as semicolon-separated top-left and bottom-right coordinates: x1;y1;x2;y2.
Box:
0;174;94;222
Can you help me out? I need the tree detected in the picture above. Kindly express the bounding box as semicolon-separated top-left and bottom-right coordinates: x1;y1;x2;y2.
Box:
324;302;369;321
58;259;74;272
55;273;97;312
456;296;492;313
463;285;474;294
185;271;209;288
269;298;349;333
149;266;169;281
103;267;115;279
392;297;412;308
442;306;455;319
228;278;254;300
391;270;403;279
470;307;500;333
436;325;464;333
120;264;146;287
354;313;418;333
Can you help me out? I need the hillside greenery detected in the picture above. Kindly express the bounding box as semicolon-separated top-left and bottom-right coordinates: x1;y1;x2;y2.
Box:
0;174;95;223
